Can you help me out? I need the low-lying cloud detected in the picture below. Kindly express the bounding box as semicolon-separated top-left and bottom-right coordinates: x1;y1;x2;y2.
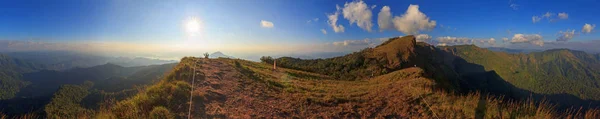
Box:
510;34;544;46
416;34;432;43
435;36;497;47
332;39;371;46
556;29;576;42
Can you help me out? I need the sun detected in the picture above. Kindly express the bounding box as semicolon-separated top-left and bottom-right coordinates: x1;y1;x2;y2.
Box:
184;17;202;36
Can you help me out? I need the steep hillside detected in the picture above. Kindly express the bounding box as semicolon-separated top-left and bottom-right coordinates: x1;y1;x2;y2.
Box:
14;63;176;98
440;45;600;108
94;57;600;118
270;36;461;91
0;63;176;117
0;54;44;99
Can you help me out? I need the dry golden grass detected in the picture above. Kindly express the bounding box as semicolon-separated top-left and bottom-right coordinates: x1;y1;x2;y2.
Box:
83;57;600;118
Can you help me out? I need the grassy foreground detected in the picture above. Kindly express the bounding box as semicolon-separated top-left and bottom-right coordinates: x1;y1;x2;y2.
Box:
61;57;595;118
4;57;599;118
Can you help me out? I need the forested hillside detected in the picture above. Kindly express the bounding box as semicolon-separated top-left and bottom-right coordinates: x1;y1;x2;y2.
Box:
440;45;600;108
0;54;44;99
0;61;176;117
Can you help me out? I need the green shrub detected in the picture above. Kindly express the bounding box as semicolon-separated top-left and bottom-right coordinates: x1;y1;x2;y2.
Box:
44;82;93;118
112;100;141;119
149;106;174;119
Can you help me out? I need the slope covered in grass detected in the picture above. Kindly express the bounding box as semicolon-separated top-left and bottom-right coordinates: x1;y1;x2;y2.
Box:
440;45;600;107
93;57;600;118
269;36;462;91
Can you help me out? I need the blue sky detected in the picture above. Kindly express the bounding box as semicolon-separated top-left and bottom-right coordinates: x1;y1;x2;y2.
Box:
1;0;599;59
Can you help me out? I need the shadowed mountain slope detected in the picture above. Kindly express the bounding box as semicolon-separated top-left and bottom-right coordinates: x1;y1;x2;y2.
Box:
440;45;600;109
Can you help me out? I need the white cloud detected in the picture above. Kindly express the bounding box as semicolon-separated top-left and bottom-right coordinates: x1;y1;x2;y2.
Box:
371;5;377;9
502;37;509;43
556;29;576;42
306;18;319;23
435;36;498;46
436;36;473;46
509;0;519;10
532;16;542;23
260;20;274;28
488;38;496;46
377;6;392;31
439;24;455;31
416;34;432;43
341;1;374;32
333;39;370;46
532;12;568;23
392;4;437;35
558;12;568;19
582;23;595;33
509;4;519;10
321;29;327;35
510;34;544;46
542;12;554;18
327;12;345;33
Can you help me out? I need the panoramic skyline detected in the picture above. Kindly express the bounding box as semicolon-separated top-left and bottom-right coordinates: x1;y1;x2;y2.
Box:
1;0;599;60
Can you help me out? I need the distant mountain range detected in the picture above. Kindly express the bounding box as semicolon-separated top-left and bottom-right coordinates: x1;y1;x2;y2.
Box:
0;53;177;116
209;51;234;58
4;51;177;70
0;56;176;116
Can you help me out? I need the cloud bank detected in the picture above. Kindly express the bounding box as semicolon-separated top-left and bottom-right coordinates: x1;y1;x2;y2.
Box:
510;34;544;46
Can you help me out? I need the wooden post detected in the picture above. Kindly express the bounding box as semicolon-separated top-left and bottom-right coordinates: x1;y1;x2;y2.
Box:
273;59;277;70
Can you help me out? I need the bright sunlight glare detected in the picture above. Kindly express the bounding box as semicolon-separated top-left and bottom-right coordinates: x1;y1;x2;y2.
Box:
185;17;202;37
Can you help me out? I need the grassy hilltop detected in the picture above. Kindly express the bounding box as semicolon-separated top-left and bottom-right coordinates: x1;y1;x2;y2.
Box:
84;35;600;118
